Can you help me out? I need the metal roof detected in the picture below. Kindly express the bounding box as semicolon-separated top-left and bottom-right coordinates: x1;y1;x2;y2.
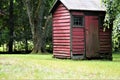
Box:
50;0;106;13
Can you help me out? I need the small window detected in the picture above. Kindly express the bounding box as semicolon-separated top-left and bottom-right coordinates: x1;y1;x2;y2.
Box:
73;16;84;27
99;16;105;27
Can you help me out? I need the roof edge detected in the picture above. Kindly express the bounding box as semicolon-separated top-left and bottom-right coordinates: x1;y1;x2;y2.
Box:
49;0;59;13
50;0;106;13
49;0;70;13
69;9;106;12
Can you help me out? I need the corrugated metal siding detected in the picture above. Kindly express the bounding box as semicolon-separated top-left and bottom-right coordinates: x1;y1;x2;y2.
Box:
72;28;85;55
99;28;111;53
53;3;71;58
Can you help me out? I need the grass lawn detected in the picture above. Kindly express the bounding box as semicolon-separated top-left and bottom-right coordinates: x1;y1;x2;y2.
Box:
0;53;120;80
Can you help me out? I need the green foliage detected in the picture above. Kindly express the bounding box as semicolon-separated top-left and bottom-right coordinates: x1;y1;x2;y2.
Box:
0;27;9;45
103;0;120;24
103;0;120;51
45;43;53;53
112;14;120;51
14;41;33;51
0;0;55;52
22;0;55;53
0;0;32;52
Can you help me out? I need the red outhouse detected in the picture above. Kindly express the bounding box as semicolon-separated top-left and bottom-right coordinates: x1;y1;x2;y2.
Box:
50;0;112;60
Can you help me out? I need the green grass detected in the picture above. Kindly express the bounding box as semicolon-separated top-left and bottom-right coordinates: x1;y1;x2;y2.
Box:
0;53;120;80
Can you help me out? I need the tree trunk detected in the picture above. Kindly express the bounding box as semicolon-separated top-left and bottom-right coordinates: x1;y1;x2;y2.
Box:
25;38;28;53
32;8;45;53
41;16;52;52
8;0;14;53
23;0;53;54
108;19;113;61
31;23;42;53
24;0;46;54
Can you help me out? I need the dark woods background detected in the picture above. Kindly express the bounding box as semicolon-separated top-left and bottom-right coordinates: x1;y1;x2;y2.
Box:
0;0;120;54
0;0;54;54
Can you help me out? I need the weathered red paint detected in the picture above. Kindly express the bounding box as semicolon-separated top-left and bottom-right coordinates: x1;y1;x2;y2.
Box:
53;19;70;23
71;12;84;16
53;40;70;43
52;3;71;58
72;27;85;55
85;16;99;58
53;37;70;40
53;13;70;17
53;34;70;37
99;28;111;53
51;2;112;59
54;43;70;46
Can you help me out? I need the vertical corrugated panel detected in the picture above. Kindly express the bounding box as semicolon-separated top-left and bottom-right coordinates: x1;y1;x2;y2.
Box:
72;27;85;55
52;3;71;58
99;28;111;53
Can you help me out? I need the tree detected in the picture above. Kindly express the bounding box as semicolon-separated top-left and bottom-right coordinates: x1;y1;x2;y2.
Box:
103;0;120;51
8;0;14;53
0;0;9;52
23;0;54;53
0;0;32;52
13;0;32;52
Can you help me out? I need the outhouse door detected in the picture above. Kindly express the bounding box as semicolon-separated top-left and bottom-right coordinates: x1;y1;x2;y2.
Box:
85;16;99;58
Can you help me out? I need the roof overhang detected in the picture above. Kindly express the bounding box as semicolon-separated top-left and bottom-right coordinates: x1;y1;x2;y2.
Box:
50;0;106;13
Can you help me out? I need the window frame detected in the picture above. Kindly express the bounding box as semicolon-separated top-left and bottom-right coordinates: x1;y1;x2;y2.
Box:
72;15;84;27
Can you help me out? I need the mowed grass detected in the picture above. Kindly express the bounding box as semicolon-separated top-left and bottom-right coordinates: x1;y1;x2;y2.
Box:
0;53;120;80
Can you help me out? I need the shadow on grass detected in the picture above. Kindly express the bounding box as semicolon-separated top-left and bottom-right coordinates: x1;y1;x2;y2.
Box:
0;51;31;54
